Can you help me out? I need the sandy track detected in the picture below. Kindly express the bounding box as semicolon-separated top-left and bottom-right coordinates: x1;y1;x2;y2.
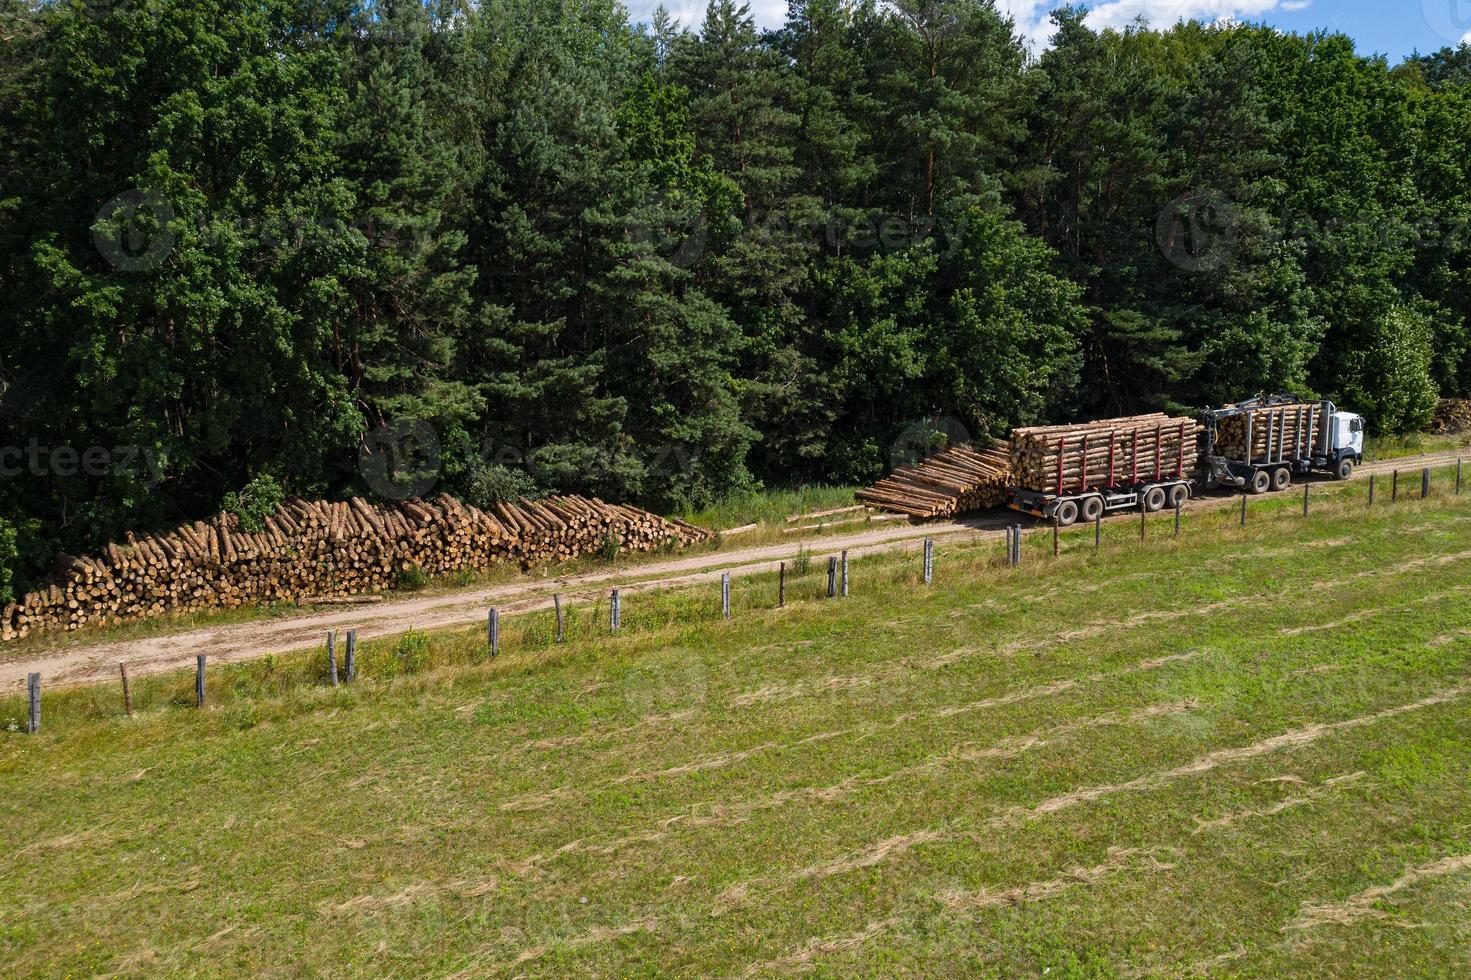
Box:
2;450;1461;692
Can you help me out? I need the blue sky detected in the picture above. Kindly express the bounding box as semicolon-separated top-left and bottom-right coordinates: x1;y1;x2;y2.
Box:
627;2;1471;63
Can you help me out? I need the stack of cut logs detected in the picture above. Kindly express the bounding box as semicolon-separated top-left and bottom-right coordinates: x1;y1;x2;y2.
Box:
1433;398;1471;435
1214;402;1322;463
1010;414;1203;493
856;444;1012;518
0;494;711;642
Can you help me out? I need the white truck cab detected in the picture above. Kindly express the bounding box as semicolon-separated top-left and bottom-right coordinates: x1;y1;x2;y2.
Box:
1332;412;1366;457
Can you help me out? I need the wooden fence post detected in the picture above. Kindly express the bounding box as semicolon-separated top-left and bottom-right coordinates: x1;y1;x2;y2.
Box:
1369;474;1376;506
1303;481;1310;517
327;630;338;687
923;538;933;583
721;572;731;619
1240;492;1248;527
1393;470;1399;502
1053;518;1060;557
120;663;132;717
345;630;357;682
1095;512;1102;551
826;557;837;598
195;655;206;708
778;563;786;607
487;608;500;656
841;551;849;597
1175;498;1182;537
26;673;39;734
1458;459;1463;495
610;589;621;632
554;594;565;643
1423;467;1431;499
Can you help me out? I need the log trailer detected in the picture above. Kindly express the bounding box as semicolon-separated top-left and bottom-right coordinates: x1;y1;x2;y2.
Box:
1008;395;1365;527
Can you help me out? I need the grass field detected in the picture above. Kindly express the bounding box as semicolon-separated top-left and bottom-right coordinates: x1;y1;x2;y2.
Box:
4;479;1471;976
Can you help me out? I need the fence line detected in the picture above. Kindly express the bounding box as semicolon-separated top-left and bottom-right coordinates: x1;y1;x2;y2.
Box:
11;457;1466;735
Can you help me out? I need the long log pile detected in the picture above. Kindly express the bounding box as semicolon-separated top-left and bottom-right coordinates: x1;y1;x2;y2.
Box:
0;494;711;642
1214;402;1322;462
1010;414;1203;493
856;444;1012;518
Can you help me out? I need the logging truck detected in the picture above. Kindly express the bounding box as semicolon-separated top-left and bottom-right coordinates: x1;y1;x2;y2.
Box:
1008;395;1365;527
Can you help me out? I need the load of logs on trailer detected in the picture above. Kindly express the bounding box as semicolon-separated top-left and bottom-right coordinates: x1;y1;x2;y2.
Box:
0;494;711;642
1213;401;1321;462
855;444;1012;518
1008;413;1203;493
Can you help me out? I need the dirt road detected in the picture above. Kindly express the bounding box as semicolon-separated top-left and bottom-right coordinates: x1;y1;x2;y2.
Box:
3;450;1462;691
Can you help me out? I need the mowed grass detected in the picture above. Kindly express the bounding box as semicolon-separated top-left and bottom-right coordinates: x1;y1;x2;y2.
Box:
4;479;1471;976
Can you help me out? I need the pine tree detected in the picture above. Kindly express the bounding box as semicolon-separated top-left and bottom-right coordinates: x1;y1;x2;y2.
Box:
463;0;753;508
334;0;482;450
666;1;817;481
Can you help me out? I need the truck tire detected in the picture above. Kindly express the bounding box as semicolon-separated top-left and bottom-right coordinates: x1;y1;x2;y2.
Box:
1249;469;1272;495
1168;484;1189;509
1143;487;1167;512
1080;496;1105;523
1334;457;1354;481
1272;467;1292;492
1054;499;1080;527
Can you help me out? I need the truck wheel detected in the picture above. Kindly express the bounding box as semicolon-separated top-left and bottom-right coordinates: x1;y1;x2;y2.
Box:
1080;496;1105;523
1249;469;1272;495
1334;458;1354;481
1272;467;1292;492
1053;500;1080;527
1168;484;1190;509
1143;487;1167;512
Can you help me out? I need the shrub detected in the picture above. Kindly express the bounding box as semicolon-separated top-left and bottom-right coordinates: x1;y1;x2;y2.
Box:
1339;307;1439;435
465;461;541;508
791;546;812;577
598;532;621;561
393;631;430;674
0;518;15;605
222;475;286;533
396;564;430;592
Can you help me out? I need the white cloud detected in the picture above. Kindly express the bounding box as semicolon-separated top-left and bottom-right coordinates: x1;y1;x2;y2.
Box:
627;1;1310;51
624;1;788;31
1463;30;1471;47
1003;0;1311;52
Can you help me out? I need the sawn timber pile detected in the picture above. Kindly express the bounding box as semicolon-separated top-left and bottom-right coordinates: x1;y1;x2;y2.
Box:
1213;400;1324;462
1010;414;1203;493
856;444;1012;518
0;494;711;643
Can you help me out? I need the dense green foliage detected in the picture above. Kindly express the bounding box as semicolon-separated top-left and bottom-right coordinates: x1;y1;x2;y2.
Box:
1;0;1469;594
